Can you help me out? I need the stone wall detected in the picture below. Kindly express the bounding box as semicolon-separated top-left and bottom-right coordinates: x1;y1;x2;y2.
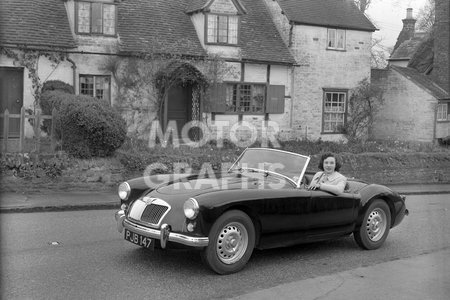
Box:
308;152;450;185
1;152;449;192
372;68;437;142
291;25;372;141
264;0;373;142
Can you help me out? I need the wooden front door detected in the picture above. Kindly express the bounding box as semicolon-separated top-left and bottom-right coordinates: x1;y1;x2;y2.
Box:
0;67;23;137
166;85;192;137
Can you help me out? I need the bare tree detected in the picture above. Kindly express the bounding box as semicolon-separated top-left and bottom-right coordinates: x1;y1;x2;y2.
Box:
416;0;435;33
354;0;373;12
342;78;384;141
352;1;389;67
371;37;391;68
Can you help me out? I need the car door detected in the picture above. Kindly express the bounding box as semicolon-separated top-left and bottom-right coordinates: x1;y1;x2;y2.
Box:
307;190;358;233
257;189;312;233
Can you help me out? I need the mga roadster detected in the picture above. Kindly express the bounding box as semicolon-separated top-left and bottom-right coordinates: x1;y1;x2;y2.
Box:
115;148;408;274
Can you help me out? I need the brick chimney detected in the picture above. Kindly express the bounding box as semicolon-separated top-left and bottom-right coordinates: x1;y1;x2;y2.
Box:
393;8;417;52
433;0;450;93
403;8;416;34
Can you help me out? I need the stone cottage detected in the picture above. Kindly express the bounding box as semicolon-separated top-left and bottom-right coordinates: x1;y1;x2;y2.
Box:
0;0;376;145
371;1;450;143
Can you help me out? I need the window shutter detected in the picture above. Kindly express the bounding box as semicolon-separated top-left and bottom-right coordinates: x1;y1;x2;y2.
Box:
266;85;285;113
204;84;226;113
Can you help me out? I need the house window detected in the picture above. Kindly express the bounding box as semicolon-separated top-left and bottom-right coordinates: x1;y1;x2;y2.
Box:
327;29;345;50
76;1;116;35
80;75;111;101
226;83;265;113
437;103;449;121
206;14;239;44
323;91;347;133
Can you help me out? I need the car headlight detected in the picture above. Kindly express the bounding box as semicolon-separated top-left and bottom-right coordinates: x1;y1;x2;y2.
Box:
118;182;131;200
183;198;199;220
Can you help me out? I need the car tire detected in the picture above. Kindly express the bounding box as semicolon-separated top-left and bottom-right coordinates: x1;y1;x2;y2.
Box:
354;199;391;250
201;210;255;275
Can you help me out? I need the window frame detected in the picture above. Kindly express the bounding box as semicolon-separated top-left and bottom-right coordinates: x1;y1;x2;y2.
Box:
75;1;117;36
224;82;267;114
79;74;112;103
437;103;449;122
322;89;348;134
204;13;240;46
327;28;346;50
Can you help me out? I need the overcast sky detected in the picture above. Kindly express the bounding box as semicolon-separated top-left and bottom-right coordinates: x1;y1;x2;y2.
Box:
366;0;428;49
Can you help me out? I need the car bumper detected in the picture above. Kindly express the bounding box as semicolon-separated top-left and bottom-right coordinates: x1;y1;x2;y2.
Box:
115;210;209;248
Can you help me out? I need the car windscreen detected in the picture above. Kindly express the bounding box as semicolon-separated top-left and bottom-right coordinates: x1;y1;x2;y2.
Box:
231;148;310;182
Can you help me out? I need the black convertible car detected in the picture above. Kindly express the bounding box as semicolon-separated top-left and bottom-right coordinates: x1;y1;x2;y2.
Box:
115;148;408;274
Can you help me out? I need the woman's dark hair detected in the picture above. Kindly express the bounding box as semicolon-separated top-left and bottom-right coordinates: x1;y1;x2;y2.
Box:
318;153;342;171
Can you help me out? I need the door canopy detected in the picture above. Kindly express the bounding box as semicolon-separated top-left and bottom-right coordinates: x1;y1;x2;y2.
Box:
154;61;208;91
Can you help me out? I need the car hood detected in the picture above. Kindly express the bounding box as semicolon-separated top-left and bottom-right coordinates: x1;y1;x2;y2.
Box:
131;171;293;232
154;171;291;196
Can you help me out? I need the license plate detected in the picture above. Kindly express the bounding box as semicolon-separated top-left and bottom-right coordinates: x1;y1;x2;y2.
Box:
124;229;154;249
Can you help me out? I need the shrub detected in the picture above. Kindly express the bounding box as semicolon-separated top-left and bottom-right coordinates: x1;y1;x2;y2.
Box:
41;91;70;115
56;94;127;158
343;78;384;141
42;80;74;94
40;90;75;134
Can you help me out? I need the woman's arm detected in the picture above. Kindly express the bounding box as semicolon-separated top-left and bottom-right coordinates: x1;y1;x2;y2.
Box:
319;177;347;194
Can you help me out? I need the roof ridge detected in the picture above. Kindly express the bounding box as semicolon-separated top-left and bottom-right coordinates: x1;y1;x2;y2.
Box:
391;65;449;99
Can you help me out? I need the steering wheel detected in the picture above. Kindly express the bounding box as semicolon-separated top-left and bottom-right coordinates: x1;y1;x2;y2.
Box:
301;175;311;186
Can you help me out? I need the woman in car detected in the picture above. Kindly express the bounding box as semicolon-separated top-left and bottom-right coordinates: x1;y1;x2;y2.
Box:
308;153;347;194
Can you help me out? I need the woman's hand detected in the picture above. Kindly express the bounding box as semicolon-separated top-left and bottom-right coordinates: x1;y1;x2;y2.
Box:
308;181;321;190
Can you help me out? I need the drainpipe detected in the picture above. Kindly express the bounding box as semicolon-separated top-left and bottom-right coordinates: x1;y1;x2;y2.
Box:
290;66;294;128
433;103;437;144
66;57;77;92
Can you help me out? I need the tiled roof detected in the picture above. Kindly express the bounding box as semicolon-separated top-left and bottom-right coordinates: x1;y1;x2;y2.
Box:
391;65;449;99
238;0;294;64
390;37;424;60
118;0;206;57
0;0;76;48
277;0;377;32
408;36;434;73
186;0;211;13
0;0;294;64
119;0;295;64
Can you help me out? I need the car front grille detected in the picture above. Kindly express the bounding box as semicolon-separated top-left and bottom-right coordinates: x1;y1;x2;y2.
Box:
128;197;171;227
141;204;169;225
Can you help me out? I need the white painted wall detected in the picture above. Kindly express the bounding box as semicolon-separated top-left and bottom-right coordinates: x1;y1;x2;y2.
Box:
0;53;75;136
203;61;292;144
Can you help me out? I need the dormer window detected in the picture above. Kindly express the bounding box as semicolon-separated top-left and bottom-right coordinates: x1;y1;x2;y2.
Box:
76;1;117;36
206;14;239;45
327;28;345;50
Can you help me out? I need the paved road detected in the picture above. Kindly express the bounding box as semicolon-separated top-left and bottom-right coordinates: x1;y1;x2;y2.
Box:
1;194;449;299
